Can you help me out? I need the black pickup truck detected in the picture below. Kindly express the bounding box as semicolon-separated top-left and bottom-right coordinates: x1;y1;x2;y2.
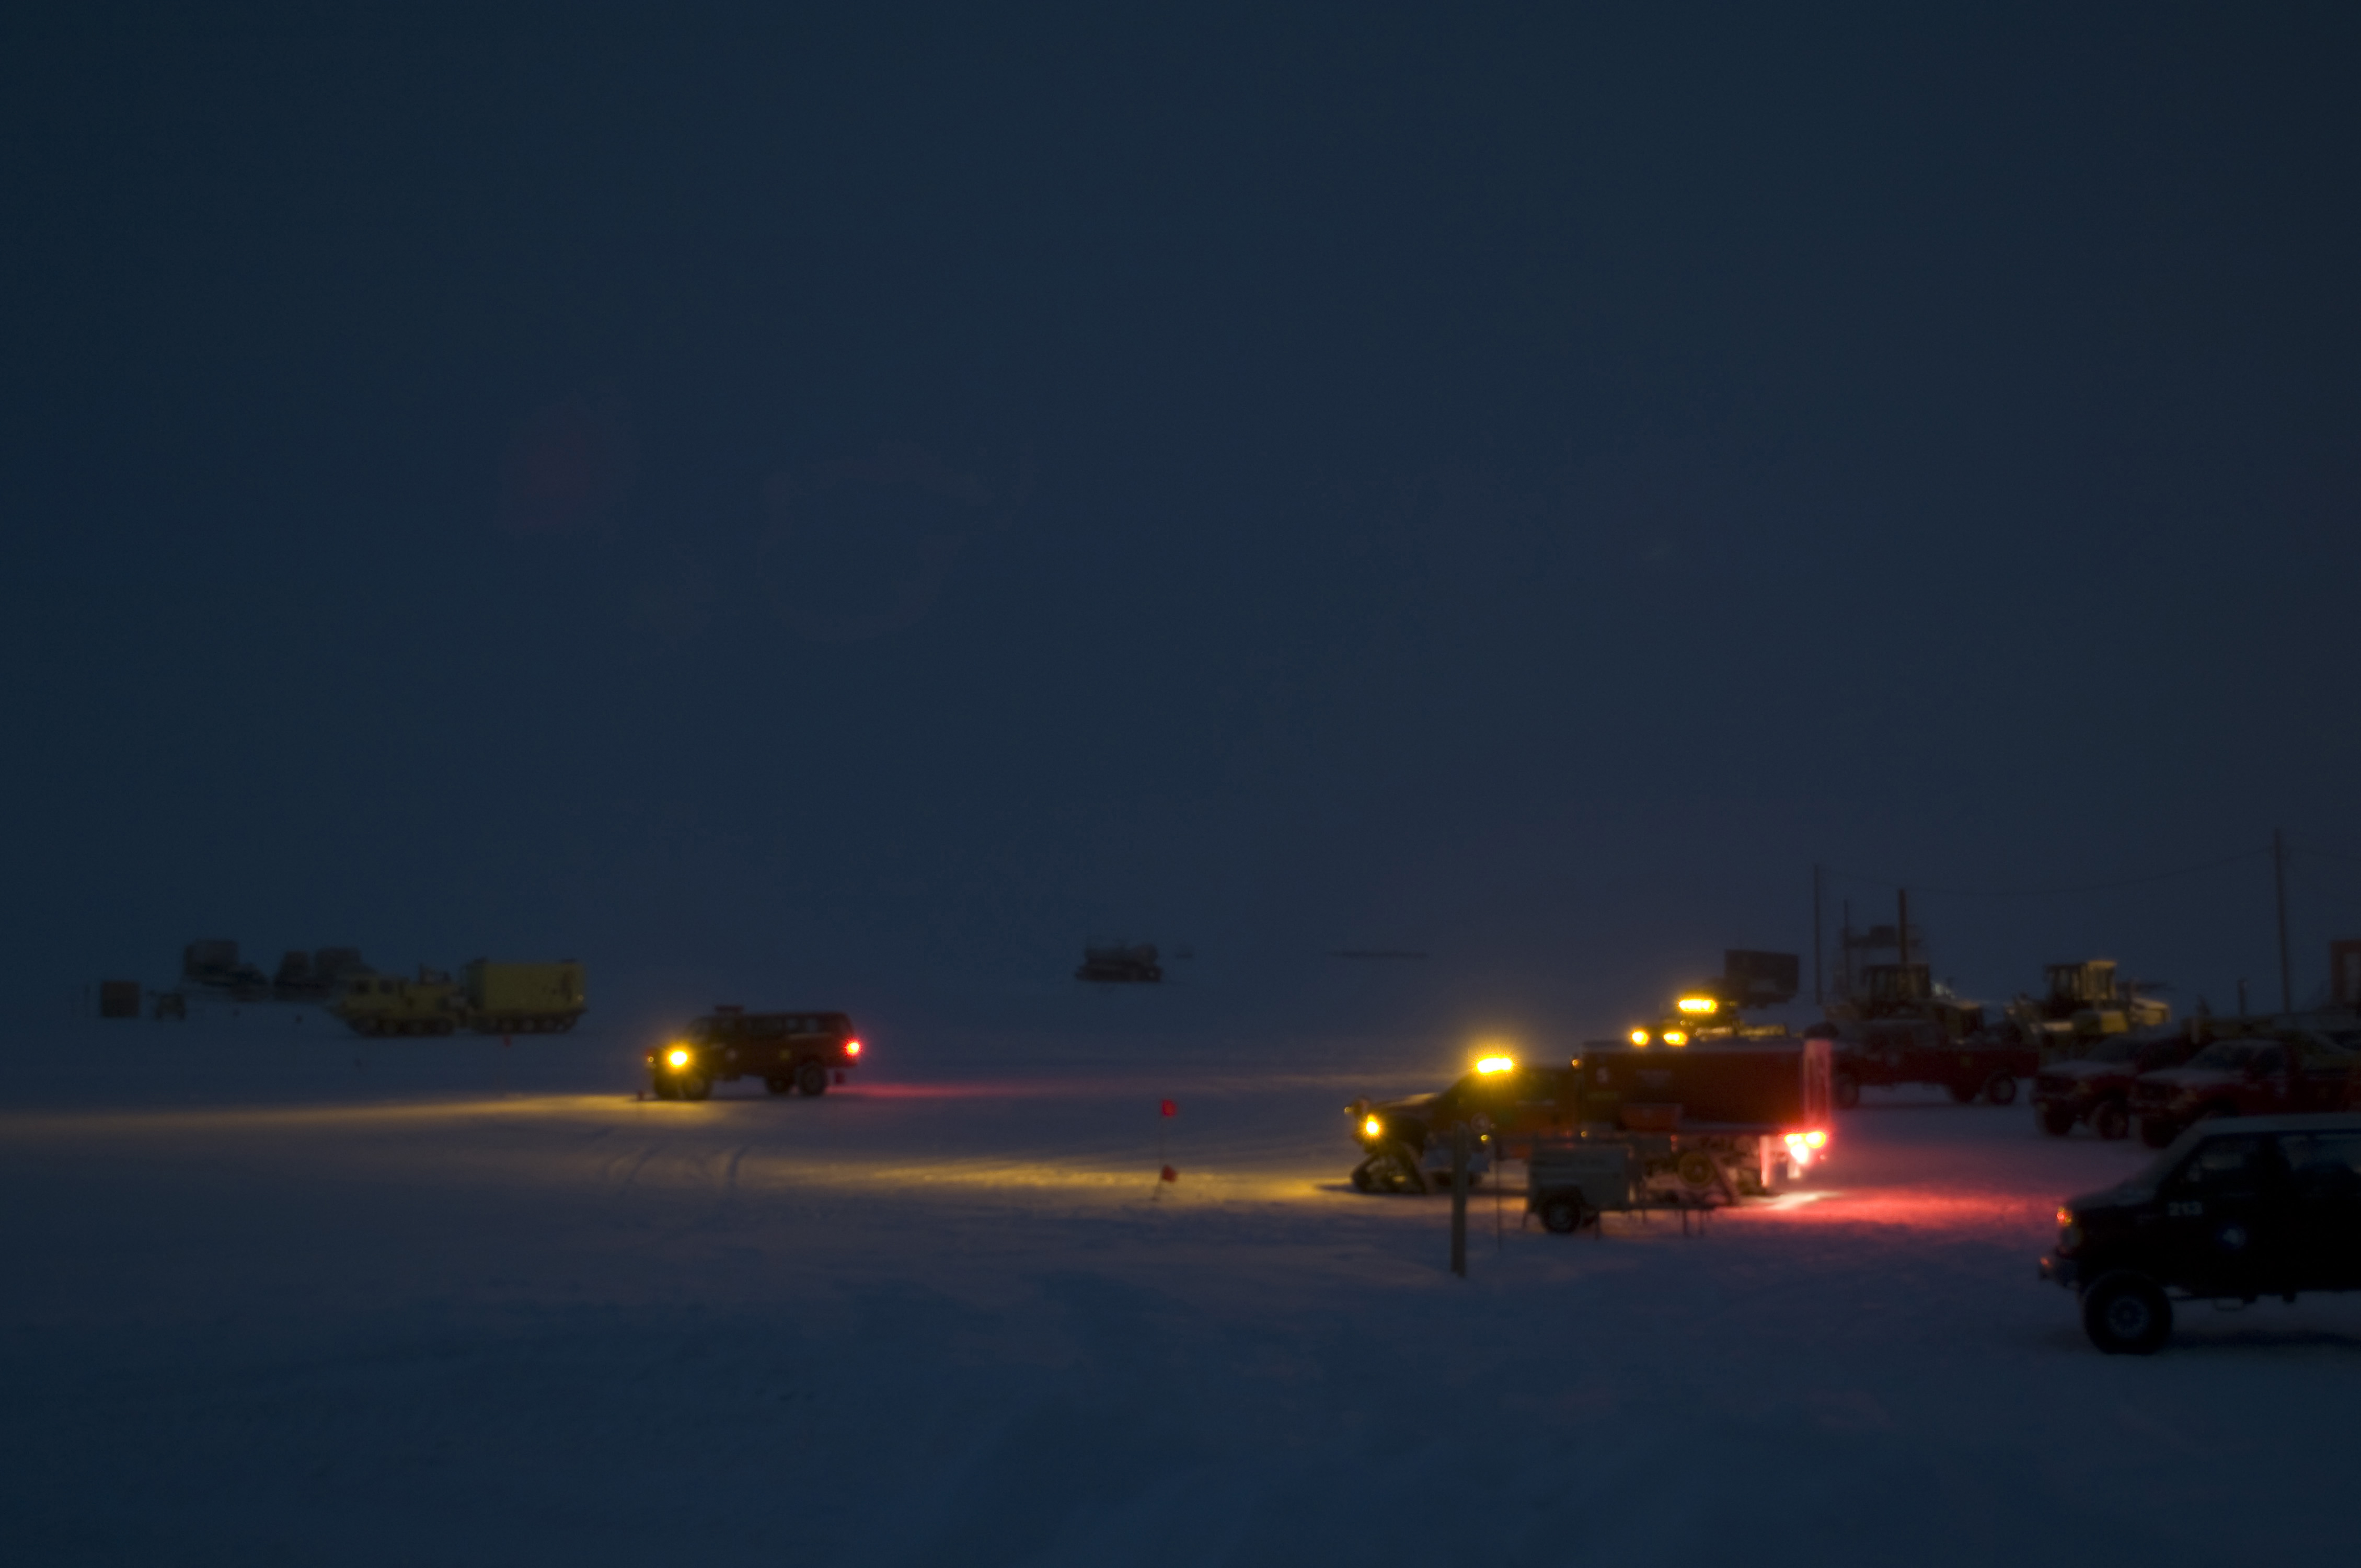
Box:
2038;1112;2361;1353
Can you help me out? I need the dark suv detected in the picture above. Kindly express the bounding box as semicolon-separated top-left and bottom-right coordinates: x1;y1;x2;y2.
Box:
2038;1113;2361;1353
647;1007;862;1100
2031;1030;2199;1139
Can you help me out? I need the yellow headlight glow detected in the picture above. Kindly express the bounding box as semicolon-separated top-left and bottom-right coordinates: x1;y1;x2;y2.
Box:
666;1047;691;1068
1476;1056;1515;1074
1628;1028;1650;1046
1663;1030;1688;1047
1676;996;1718;1015
1362;1116;1384;1139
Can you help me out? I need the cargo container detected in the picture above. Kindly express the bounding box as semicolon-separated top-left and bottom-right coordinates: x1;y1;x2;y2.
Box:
461;960;585;1034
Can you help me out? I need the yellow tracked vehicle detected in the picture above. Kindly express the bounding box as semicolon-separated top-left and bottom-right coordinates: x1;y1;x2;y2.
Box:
330;960;586;1037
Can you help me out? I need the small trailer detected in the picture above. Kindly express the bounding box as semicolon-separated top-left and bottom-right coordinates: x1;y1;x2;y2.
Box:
1526;1137;1738;1236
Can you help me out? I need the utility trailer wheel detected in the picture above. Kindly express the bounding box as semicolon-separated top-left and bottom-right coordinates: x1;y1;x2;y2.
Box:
2092;1101;2131;1141
1833;1074;1860;1110
2082;1272;2173;1355
1675;1151;1720;1192
1539;1196;1586;1234
795;1062;828;1097
1985;1073;2018;1106
2039;1104;2077;1138
675;1071;712;1102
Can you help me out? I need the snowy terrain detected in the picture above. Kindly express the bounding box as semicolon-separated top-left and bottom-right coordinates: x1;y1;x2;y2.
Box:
5;1016;2357;1566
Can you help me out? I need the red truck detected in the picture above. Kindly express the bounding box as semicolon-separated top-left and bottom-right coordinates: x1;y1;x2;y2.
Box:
1346;1036;1832;1202
2031;1030;2201;1139
2128;1034;2359;1148
1819;1020;2040;1109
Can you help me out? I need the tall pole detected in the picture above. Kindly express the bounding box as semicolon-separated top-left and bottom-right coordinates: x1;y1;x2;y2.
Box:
1841;900;1853;994
1897;887;1911;971
1813;864;1824;1007
2274;828;2293;1015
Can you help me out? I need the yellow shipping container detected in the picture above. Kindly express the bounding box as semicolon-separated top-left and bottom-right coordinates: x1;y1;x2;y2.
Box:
462;960;586;1033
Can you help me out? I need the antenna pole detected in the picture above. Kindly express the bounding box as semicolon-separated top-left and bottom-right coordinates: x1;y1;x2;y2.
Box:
2275;828;2293;1015
1813;864;1824;1007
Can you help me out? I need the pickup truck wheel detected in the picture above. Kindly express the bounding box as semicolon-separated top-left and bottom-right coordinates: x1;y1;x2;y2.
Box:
1947;1081;1978;1105
2137;1116;2177;1149
1985;1073;2018;1106
1834;1074;1860;1110
763;1074;792;1096
649;1077;677;1101
2039;1104;2076;1137
2082;1272;2173;1355
675;1070;711;1103
1540;1196;1585;1234
2092;1102;2130;1141
795;1062;828;1097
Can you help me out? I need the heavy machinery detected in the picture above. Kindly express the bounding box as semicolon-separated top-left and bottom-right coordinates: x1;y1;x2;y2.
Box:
2006;960;2171;1058
329;960;585;1037
182;940;272;1000
1076;942;1161;983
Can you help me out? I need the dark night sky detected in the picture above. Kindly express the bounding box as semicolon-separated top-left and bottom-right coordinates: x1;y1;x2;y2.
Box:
5;3;2357;1041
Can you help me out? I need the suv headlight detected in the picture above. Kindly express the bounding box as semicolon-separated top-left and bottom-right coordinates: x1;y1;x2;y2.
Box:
2056;1207;2083;1256
1361;1116;1384;1141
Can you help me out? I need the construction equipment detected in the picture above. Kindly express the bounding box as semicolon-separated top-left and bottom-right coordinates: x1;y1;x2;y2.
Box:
328;960;586;1037
2006;960;2171;1058
1076;942;1161;983
182;940;271;1000
330;969;465;1036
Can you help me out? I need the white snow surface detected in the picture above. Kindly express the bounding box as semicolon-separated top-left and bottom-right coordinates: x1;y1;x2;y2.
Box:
5;1018;2357;1566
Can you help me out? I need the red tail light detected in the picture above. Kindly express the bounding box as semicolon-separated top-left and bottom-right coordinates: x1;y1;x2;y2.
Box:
845;1039;862;1057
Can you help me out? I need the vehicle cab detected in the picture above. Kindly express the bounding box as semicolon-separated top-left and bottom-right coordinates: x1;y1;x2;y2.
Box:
647;1007;863;1101
2032;1029;2198;1139
1346;1058;1579;1193
2129;1035;2357;1148
2040;1112;2361;1353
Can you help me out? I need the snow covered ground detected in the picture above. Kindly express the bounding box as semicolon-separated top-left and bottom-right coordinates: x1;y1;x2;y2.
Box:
5;1018;2357;1566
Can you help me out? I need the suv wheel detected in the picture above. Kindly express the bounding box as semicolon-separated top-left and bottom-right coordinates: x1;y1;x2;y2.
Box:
1350;1161;1376;1193
1834;1074;1860;1110
675;1070;712;1103
650;1077;678;1101
795;1061;828;1097
2091;1101;2130;1141
2082;1272;2173;1355
1985;1073;2018;1106
2038;1104;2076;1137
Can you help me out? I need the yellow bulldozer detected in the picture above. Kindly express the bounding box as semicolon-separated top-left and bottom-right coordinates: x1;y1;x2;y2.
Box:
2007;960;2170;1058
